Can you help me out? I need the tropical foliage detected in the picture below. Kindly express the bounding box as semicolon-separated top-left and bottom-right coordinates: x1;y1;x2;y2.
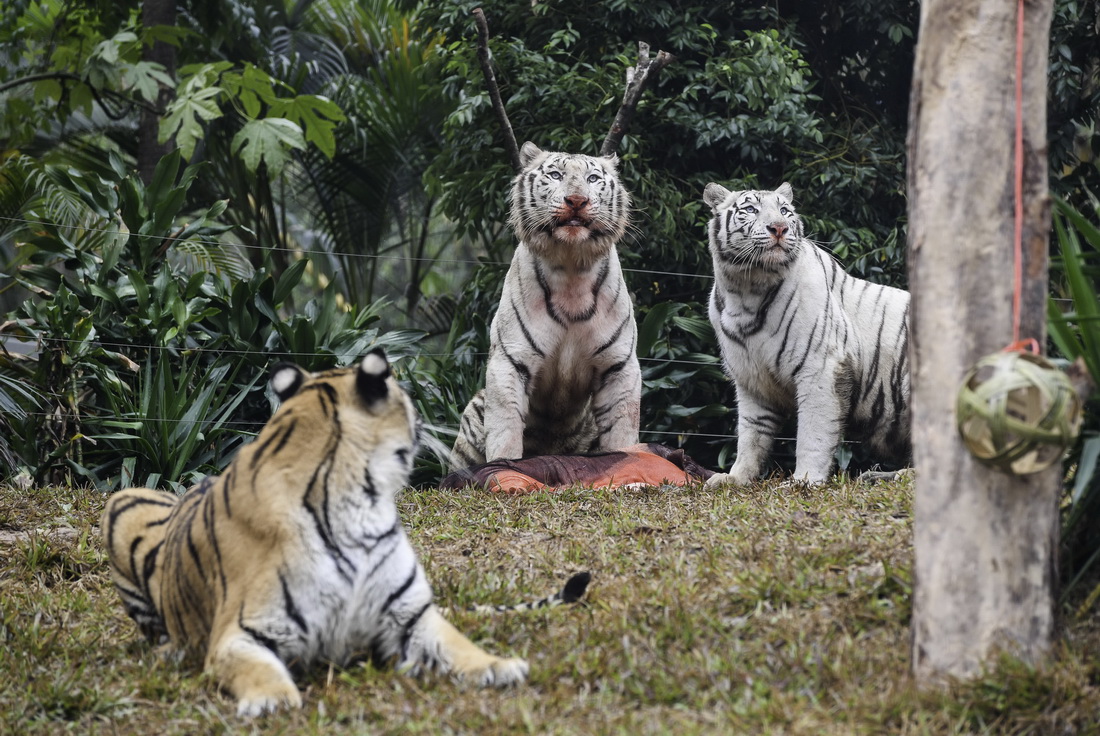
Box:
0;150;423;489
1;0;1099;501
1048;196;1100;602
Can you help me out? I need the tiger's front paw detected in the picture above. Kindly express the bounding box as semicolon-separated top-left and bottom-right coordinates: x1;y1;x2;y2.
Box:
210;634;303;718
234;681;303;718
455;655;529;688
703;468;754;490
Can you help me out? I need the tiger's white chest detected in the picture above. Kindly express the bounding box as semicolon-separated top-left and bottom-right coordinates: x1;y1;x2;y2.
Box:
518;250;629;352
709;253;837;399
250;492;428;666
545;273;598;320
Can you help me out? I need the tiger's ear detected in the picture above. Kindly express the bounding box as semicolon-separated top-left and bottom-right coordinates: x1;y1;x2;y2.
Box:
601;152;620;171
270;362;309;402
356;348;391;406
703;182;732;211
776;182;794;202
519;141;543;169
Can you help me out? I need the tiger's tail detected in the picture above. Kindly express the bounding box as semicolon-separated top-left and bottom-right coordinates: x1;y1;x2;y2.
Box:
460;571;592;614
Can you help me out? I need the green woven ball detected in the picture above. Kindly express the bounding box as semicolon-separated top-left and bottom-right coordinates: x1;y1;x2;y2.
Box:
956;350;1082;474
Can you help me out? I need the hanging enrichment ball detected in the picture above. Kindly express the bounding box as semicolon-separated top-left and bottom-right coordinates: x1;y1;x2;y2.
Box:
956;350;1082;474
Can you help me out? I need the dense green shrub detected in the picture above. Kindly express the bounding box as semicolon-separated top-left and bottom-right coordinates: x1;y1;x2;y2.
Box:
0;151;421;490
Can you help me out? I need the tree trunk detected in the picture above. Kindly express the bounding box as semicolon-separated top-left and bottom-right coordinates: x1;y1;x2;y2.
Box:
137;0;177;184
907;0;1057;682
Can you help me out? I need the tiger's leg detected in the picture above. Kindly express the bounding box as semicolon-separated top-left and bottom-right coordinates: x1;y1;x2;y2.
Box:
206;626;302;718
483;352;533;462
403;605;528;687
705;388;779;489
591;354;641;452
448;390;488;472
791;370;845;484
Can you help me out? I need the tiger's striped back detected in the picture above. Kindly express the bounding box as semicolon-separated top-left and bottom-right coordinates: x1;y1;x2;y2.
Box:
702;182;911;486
101;488;178;644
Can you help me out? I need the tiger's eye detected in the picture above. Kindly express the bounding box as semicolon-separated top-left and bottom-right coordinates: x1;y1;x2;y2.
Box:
548;171;563;180
587;174;601;184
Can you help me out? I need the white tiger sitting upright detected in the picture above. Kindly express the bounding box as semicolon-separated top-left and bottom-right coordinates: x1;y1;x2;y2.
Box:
702;182;910;487
448;142;641;472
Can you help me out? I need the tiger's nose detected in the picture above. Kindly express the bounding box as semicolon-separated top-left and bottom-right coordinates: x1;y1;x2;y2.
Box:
564;195;589;210
767;222;788;238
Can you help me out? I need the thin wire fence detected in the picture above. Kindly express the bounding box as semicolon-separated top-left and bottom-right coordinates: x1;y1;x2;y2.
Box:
0;214;713;282
8;408;838;447
0;212;834;449
1;333;723;369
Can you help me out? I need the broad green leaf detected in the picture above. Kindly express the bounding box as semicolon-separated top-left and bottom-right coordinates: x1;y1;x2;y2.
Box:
123;60;175;103
1056;197;1100;252
231;118;305;174
160;85;223;159
146;149;182;210
143;24;192;47
33;78;63;104
222;63;282;119
1047;296;1080;361
91;37;121;65
68;82;94;115
268;95;346;158
1054;208;1100;381
274;258;308;305
159;67;227;158
1070;435;1100;507
637;301;677;357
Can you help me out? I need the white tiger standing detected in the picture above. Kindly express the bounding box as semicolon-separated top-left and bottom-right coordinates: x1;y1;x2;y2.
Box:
702;182;910;487
448;142;641;472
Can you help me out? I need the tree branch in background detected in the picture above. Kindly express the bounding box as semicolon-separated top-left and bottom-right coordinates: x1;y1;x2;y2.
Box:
600;42;673;157
473;8;521;173
138;0;178;185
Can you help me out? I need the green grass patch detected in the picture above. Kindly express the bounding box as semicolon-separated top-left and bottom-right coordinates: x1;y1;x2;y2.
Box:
1;478;1097;734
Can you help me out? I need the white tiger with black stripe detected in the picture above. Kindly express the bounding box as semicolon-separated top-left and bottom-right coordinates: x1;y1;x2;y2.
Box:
448;141;641;472
701;182;910;487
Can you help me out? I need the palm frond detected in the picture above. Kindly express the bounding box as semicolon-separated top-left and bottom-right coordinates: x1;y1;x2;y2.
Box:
170;239;256;282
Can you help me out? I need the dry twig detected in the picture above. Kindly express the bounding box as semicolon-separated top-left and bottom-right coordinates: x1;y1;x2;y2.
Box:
472;10;672;166
600;42;674;157
473;8;522;172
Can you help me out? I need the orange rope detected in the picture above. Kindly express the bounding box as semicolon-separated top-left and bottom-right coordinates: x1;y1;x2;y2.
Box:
1009;0;1033;354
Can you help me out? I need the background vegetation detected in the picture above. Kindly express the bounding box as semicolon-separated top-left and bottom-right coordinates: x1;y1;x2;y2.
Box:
0;0;1099;628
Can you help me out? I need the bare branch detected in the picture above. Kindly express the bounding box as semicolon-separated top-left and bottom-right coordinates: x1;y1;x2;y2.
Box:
600;42;674;158
0;71;163;117
473;8;522;173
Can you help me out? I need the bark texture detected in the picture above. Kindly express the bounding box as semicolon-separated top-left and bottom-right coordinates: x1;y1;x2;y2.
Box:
907;0;1057;682
137;0;176;184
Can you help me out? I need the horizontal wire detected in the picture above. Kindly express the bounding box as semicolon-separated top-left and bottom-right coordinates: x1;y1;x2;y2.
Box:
3;215;870;448
7;408;747;442
0;214;713;282
8;408;863;447
1;335;723;368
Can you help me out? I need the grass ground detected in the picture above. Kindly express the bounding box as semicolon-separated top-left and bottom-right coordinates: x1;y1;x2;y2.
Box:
2;476;1099;735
